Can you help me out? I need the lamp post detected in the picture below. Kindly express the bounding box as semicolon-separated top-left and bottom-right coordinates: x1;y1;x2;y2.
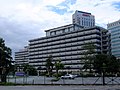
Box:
79;68;84;84
44;68;46;84
102;63;106;85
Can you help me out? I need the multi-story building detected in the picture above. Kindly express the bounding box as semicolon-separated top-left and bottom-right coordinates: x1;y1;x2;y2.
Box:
15;46;29;71
72;10;95;28
107;19;120;58
29;24;109;73
15;10;110;73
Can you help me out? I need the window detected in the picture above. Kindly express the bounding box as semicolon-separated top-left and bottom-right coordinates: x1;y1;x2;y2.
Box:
54;31;56;35
62;29;65;33
50;32;52;36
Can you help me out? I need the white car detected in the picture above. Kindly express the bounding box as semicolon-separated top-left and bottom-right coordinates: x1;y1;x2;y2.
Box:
61;74;75;79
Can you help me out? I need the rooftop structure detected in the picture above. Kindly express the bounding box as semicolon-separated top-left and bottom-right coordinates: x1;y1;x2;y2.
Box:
72;10;95;28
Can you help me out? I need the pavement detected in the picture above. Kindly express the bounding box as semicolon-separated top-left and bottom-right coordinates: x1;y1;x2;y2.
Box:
0;85;120;90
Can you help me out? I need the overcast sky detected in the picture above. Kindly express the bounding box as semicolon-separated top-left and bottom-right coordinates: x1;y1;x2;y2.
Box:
0;0;120;57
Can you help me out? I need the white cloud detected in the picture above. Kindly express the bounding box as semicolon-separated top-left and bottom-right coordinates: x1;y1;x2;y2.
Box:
0;0;120;57
41;0;65;6
69;0;120;27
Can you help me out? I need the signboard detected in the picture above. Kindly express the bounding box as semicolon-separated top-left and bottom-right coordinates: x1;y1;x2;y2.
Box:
15;72;25;76
82;14;90;17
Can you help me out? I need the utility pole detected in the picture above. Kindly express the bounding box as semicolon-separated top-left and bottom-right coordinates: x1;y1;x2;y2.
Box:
102;63;106;85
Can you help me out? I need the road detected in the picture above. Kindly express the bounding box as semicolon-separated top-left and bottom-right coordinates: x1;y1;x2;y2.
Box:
0;85;120;90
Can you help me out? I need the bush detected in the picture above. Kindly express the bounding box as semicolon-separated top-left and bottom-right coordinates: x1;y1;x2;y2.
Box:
53;73;63;78
51;78;60;82
0;82;15;86
83;73;95;77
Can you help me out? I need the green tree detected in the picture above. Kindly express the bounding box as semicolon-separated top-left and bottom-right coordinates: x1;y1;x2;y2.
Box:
93;54;108;74
0;38;12;82
45;55;54;76
22;64;37;76
54;59;64;78
107;55;120;74
93;54;120;74
82;42;96;73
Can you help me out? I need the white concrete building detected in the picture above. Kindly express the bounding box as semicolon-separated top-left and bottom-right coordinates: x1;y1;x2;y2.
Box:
72;10;95;28
29;24;109;72
15;11;110;73
15;46;29;69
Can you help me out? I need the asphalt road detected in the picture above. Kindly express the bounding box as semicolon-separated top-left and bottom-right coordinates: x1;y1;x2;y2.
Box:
0;85;120;90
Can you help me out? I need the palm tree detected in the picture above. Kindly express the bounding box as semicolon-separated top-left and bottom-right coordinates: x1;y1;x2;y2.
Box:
45;55;54;76
22;64;37;76
0;38;12;82
54;59;64;78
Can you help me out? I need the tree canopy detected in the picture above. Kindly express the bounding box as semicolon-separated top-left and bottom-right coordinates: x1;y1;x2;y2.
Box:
93;54;120;74
0;38;12;82
45;55;54;76
54;59;64;78
22;64;37;76
82;42;96;72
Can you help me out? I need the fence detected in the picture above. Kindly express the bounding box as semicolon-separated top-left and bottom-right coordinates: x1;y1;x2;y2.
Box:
7;75;120;85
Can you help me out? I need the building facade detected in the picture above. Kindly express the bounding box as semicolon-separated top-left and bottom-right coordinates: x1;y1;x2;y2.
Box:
15;46;29;71
29;24;109;72
15;10;110;73
72;10;95;28
107;19;120;58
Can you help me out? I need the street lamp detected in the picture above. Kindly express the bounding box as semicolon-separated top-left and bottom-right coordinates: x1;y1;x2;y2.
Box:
102;63;106;85
80;68;84;84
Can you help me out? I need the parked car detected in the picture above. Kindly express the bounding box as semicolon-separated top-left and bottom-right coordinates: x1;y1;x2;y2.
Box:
61;74;75;79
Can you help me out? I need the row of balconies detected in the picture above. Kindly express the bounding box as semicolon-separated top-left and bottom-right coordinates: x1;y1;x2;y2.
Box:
15;60;29;62
15;57;29;60
15;61;29;64
29;52;99;61
29;57;96;69
29;39;101;50
29;40;100;51
29;55;82;59
29;47;101;56
29;60;45;63
31;36;101;48
30;29;101;45
29;56;85;63
15;54;27;58
29;55;78;60
30;62;84;67
33;48;100;55
29;60;84;66
15;58;29;61
15;52;28;56
48;35;100;46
